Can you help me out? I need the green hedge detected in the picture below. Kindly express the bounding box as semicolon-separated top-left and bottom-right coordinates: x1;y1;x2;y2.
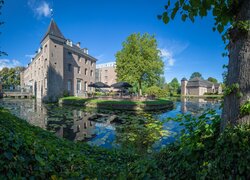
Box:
0;107;163;179
59;97;173;111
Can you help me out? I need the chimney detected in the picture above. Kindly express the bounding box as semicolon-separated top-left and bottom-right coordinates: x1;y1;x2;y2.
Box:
76;42;81;48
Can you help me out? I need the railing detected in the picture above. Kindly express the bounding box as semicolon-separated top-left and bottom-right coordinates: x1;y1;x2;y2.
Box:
3;88;32;93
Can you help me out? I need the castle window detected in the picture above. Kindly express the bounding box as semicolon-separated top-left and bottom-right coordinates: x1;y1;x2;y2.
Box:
85;59;88;64
44;78;47;89
90;70;93;76
77;79;82;93
68;64;72;72
84;81;87;91
78;67;81;74
44;44;47;53
67;80;71;92
85;68;88;75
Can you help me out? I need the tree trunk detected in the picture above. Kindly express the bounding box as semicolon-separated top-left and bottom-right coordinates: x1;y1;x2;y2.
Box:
221;0;250;128
138;80;142;97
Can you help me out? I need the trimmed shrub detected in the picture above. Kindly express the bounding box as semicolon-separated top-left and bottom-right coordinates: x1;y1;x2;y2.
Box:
145;86;167;98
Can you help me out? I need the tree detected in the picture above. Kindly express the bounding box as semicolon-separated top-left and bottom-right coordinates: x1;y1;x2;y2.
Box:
207;77;218;84
116;33;164;96
157;76;166;89
190;72;203;80
168;78;180;95
0;0;7;56
158;0;250;126
0;66;25;88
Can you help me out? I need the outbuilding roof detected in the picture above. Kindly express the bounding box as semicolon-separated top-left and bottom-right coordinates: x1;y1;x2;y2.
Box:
186;77;214;88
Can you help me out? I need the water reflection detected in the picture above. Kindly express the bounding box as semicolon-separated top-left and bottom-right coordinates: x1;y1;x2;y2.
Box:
50;110;96;141
155;97;222;149
0;99;98;142
180;97;221;114
0;97;221;150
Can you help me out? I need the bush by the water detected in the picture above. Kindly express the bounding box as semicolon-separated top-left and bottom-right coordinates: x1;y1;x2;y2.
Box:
145;86;167;98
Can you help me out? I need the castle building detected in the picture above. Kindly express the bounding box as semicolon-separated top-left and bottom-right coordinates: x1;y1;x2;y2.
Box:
95;62;117;86
181;77;222;96
21;19;97;102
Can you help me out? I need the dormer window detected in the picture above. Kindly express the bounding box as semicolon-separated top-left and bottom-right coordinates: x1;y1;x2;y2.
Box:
66;40;73;47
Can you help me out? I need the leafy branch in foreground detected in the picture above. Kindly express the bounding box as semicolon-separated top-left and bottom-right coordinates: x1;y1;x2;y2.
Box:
157;110;250;179
0;0;7;56
158;0;250;125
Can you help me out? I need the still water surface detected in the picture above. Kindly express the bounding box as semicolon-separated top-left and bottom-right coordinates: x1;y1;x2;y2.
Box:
0;98;221;150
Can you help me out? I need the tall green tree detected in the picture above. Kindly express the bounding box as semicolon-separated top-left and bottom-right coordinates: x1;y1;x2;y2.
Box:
0;0;7;56
190;72;203;80
0;66;25;87
168;78;180;95
116;33;164;96
207;77;218;84
159;0;250;126
157;76;166;89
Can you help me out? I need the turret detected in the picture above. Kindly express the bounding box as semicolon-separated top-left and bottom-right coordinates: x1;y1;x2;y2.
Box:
181;77;188;96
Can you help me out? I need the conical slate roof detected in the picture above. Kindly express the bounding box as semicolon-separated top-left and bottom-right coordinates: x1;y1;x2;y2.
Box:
41;19;65;42
181;77;188;81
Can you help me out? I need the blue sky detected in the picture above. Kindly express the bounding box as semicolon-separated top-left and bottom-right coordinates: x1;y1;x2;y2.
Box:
0;0;227;83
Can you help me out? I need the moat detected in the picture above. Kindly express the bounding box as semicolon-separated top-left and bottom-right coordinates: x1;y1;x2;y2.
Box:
0;97;221;150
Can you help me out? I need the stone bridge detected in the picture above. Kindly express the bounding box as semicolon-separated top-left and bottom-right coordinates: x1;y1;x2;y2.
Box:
2;91;33;99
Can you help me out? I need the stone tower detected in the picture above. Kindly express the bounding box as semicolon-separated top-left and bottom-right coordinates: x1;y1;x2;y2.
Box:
181;77;188;96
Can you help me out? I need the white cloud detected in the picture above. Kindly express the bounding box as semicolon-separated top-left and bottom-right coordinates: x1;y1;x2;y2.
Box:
95;54;105;61
159;48;175;67
36;2;51;17
28;0;52;18
0;59;22;70
158;41;189;73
